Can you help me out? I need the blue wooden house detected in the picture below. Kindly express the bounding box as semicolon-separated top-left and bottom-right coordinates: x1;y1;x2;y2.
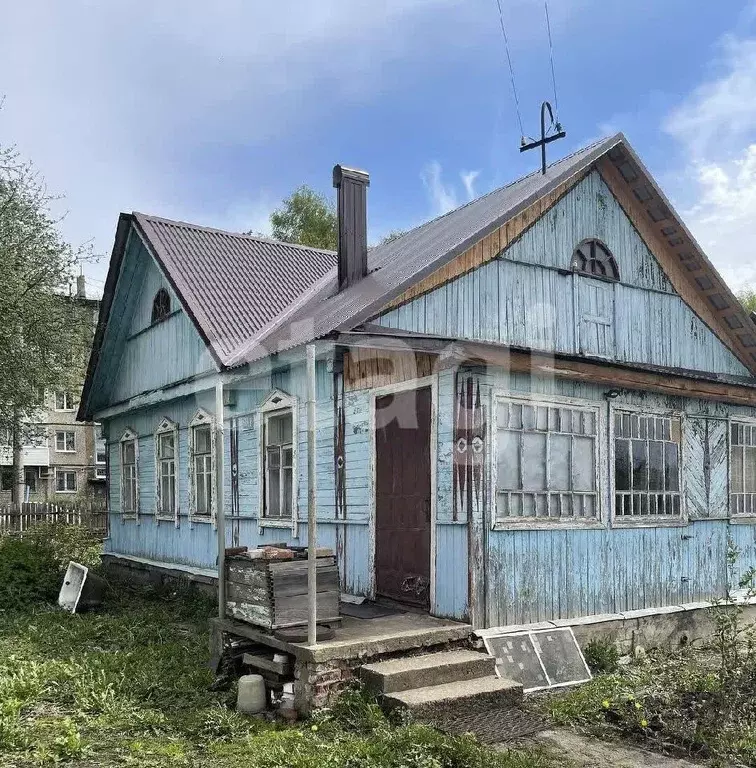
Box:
79;135;756;630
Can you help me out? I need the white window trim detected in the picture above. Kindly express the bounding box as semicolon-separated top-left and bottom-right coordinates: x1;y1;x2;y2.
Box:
257;390;298;537
154;417;180;526
188;409;216;524
120;428;140;522
491;392;606;531
54;392;75;412
55;469;77;493
609;403;687;528
728;416;756;524
55;430;76;453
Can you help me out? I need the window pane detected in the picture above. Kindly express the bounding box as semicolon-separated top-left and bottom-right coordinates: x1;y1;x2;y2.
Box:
268;462;281;517
496;430;520;491
733;445;744;495
283;467;293;516
268;413;293;446
159;432;175;459
632;440;648;491
194;425;211;454
572;436;595;492
664;442;680;492
746;447;756;494
648;441;664;491
521;432;547;490
549;433;571;491
196;469;206;515
123;440;135;464
615;438;630;491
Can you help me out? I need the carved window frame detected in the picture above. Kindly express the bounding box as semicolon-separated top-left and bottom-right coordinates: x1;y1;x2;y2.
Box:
257;390;298;537
154;417;180;526
189;409;216;525
120;428;139;522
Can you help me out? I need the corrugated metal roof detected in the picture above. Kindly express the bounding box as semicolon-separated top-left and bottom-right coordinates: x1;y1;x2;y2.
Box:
231;134;623;366
132;214;336;365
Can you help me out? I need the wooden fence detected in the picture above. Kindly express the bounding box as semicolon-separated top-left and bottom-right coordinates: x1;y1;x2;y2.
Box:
0;502;108;536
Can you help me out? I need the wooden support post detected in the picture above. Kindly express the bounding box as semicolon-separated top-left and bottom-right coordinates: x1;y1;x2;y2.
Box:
306;344;318;646
215;381;226;621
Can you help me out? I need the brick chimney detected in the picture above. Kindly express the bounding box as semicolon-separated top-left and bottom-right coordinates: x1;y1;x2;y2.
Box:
332;165;369;290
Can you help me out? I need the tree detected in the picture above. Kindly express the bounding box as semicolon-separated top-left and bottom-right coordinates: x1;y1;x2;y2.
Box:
379;229;408;245
269;186;337;250
0;142;94;500
736;287;756;315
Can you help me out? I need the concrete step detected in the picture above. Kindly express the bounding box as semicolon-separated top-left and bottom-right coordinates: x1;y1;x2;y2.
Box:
361;650;496;694
383;676;523;720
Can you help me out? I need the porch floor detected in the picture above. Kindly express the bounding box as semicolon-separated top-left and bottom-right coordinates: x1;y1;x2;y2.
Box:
213;612;472;663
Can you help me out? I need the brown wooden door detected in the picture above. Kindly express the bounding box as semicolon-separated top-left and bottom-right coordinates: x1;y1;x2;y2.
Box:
374;386;432;610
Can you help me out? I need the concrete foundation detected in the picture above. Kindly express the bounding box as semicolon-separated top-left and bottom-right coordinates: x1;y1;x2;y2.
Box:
102;554;217;597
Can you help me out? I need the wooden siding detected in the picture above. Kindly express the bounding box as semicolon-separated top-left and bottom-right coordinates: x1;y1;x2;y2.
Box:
344;349;435;392
90;231;216;413
103;359;375;595
375;172;749;378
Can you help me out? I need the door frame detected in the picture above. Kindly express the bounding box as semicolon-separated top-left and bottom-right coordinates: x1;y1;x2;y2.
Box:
369;375;438;611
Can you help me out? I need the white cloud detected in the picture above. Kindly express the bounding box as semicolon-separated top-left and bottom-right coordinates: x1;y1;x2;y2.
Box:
460;170;480;200
421;161;459;215
0;0;472;289
664;36;756;292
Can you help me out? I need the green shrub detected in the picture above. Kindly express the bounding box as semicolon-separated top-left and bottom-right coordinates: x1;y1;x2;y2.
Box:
0;523;102;610
583;637;620;674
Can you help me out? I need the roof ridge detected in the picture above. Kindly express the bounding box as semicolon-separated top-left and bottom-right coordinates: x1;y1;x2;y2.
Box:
370;134;622;254
132;212;337;257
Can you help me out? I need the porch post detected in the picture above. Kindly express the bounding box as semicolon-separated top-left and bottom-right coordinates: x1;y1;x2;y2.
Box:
306;344;318;645
215;381;226;621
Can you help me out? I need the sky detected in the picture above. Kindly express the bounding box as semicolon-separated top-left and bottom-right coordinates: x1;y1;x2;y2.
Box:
2;1;756;298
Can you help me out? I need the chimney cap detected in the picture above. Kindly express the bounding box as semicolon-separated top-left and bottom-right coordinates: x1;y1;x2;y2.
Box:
333;164;370;188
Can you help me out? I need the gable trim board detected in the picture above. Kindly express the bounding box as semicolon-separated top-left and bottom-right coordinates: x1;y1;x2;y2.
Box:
382;171;589;311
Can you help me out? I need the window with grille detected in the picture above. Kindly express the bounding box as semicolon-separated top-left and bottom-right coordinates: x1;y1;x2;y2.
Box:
495;399;599;522
264;411;294;519
151;288;171;324
156;423;178;519
121;437;138;516
614;412;682;518
191;422;213;518
95;425;107;480
730;422;756;516
571;239;620;281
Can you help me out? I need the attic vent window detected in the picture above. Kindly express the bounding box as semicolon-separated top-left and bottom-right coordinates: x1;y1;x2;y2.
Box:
151;289;171;324
571;239;619;281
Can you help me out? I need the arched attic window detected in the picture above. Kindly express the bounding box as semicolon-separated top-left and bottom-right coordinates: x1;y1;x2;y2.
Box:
151;288;171;324
571;239;619;281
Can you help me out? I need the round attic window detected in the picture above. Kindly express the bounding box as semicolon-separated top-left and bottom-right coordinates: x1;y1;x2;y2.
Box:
571;239;619;281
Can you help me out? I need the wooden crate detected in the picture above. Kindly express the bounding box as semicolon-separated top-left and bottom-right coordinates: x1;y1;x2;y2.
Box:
225;556;340;630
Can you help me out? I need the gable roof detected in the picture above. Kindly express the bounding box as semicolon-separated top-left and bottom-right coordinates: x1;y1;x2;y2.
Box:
131;213;336;365
238;133;756;377
81;131;756;420
78;213;336;419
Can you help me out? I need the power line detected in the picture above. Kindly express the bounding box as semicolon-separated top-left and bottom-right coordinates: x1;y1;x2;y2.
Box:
494;0;524;138
544;1;560;115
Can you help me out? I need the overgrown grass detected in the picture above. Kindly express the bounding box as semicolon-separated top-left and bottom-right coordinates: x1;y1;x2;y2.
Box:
541;643;756;765
541;545;756;765
0;537;557;766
